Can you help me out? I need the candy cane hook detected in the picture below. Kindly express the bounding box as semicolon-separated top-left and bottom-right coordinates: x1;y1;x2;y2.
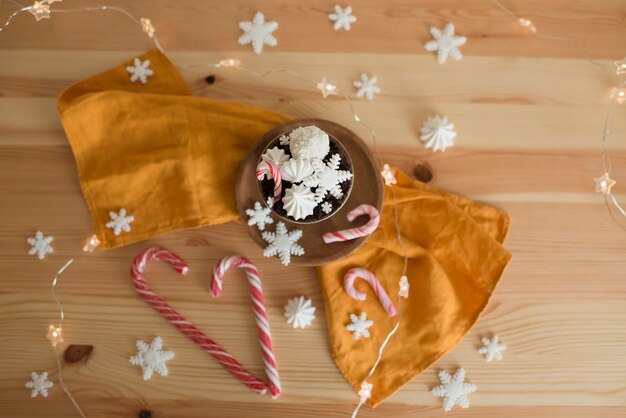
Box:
130;247;271;396
256;160;282;203
211;255;281;399
323;204;380;244
344;267;397;317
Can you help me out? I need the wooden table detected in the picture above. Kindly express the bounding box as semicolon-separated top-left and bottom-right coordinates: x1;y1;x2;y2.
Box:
1;1;625;417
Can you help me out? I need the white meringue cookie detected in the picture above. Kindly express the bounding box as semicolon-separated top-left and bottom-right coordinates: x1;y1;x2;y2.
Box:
280;158;316;184
282;183;317;220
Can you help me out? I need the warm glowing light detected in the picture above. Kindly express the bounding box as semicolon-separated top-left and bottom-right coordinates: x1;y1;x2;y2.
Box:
218;58;241;68
615;58;626;76
594;172;616;195
47;324;63;347
29;1;51;21
140;17;155;38
617;89;626;105
399;275;410;298
358;381;372;403
517;18;537;34
380;164;397;186
316;77;338;98
82;234;101;253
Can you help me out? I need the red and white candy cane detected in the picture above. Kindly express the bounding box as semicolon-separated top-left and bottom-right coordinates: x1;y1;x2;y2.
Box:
322;204;380;244
130;247;276;397
344;267;397;317
211;255;281;399
256;160;282;203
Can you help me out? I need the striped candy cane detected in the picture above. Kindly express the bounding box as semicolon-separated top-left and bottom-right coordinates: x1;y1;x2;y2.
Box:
256;160;282;203
211;255;281;399
130;247;275;397
344;267;397;317
322;204;380;244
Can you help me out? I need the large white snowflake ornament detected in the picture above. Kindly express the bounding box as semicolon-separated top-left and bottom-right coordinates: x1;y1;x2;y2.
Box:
431;368;477;411
27;231;53;260
304;153;352;202
284;296;316;329
126;58;154;84
246;201;274;231
353;73;380;100
106;208;134;236
420;115;457;152
238;12;278;55
25;371;54;398
478;335;507;362
328;5;357;31
346;312;373;340
262;222;305;266
129;337;175;380
424;23;467;64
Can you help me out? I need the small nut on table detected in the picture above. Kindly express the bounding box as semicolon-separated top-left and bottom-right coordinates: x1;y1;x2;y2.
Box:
413;163;433;183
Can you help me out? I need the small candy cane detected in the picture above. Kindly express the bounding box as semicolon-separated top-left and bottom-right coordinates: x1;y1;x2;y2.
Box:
323;204;380;244
344;267;397;317
211;255;281;399
256;160;282;203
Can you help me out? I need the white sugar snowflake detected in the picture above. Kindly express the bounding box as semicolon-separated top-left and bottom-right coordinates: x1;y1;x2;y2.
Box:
431;368;477;412
328;5;356;31
304;154;352;203
25;371;54;398
246;201;274;231
238;11;278;55
27;231;53;260
420;115;457;152
106;208;134;236
478;335;507;362
126;58;154;84
129;337;175;380
321;201;333;214
346;312;373;340
262;222;304;266
353;73;380;100
424;23;467;64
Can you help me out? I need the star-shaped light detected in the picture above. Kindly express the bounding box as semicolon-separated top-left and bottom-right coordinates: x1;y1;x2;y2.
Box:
380;163;397;186
82;234;101;253
478;335;507;362
358;381;372;403
615;58;626;76
398;275;409;298
328;5;357;31
140;17;155;38
594;172;616;195
517;18;537;33
316;77;338;98
424;23;467;64
218;58;241;68
238;11;278;55
29;1;51;21
46;324;63;347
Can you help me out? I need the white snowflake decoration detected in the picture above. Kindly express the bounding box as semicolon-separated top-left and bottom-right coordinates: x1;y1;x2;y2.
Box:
262;222;305;266
346;312;373;340
328;5;357;31
25;372;54;398
126;58;154;84
353;73;380;101
478;335;507;362
431;368;477;412
246;201;274;231
424;23;467;64
304;153;353;203
284;296;316;329
27;231;53;260
321;201;333;214
129;337;175;380
419;115;457;152
238;11;278;55
106;208;134;236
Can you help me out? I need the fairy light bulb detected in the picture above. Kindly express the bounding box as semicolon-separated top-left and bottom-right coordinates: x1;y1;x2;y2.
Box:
518;18;537;33
29;1;51;21
358;381;372;403
316;77;338;98
617;89;626;105
82;234;101;253
47;324;63;347
218;58;241;68
380;164;397;186
594;172;616;195
615;58;626;76
140;17;155;38
399;275;410;298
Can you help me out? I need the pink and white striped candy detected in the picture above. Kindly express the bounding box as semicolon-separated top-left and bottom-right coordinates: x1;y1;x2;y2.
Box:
130;247;278;397
211;255;281;399
344;267;397;317
256;160;282;203
322;204;380;244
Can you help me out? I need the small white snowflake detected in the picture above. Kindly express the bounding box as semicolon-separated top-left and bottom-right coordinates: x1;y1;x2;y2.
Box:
321;201;333;214
346;312;373;340
262;222;304;266
106;208;134;236
129;337;175;380
478;335;507;362
126;58;154;84
353;73;380;100
27;231;53;260
328;5;356;31
304;154;352;203
424;23;467;64
431;368;477;412
25;371;54;398
238;11;278;55
246;201;274;231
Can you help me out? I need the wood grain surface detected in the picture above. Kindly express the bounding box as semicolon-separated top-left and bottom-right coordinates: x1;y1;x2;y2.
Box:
1;1;625;417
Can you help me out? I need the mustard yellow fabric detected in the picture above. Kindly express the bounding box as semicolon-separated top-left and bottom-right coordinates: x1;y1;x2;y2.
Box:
318;168;511;406
57;48;291;249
